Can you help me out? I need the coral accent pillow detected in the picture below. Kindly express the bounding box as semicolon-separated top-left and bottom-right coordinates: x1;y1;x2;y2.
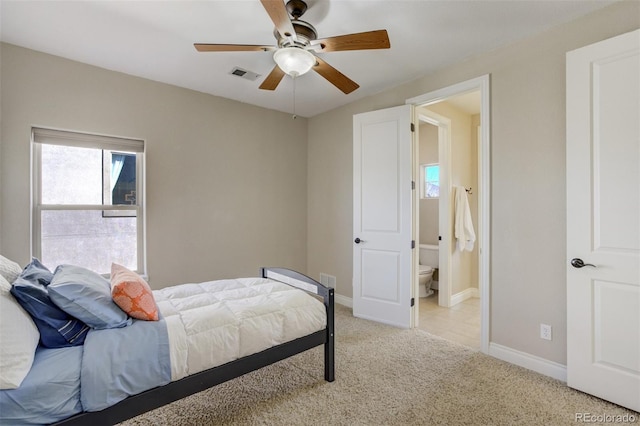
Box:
110;263;158;321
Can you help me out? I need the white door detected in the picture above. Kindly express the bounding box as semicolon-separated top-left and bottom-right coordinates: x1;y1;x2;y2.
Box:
566;29;640;412
353;105;414;328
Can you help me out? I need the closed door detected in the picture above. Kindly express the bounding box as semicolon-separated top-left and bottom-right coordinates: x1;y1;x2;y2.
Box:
353;105;414;328
566;29;640;412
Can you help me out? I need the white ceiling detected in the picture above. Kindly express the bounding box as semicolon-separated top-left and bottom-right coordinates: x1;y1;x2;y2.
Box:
0;0;616;117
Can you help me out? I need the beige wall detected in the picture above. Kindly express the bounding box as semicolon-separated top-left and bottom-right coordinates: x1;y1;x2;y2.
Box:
0;43;308;288
306;2;639;364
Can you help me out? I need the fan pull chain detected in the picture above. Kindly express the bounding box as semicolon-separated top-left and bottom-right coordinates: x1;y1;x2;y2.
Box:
292;76;297;120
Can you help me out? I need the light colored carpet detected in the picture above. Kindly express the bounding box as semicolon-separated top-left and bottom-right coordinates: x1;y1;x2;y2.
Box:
122;304;638;425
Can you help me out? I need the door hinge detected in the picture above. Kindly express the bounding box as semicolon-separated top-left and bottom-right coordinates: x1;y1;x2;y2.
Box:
411;297;415;307
410;122;415;132
411;180;415;190
439;235;442;241
411;240;415;249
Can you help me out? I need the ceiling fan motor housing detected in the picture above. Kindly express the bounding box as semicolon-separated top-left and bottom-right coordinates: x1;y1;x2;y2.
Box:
274;19;317;48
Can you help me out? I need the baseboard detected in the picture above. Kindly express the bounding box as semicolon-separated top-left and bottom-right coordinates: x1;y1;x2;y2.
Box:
489;342;567;382
334;294;353;308
450;287;479;306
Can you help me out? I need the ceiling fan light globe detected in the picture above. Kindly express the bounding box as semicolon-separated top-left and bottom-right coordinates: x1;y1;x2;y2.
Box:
273;47;315;77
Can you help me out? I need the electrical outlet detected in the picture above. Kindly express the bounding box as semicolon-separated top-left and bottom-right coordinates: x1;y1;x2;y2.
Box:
540;324;552;341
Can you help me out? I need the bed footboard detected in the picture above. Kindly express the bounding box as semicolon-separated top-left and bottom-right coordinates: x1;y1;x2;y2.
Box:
261;267;335;382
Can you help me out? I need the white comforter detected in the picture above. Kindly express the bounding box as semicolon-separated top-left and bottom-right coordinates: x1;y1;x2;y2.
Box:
154;277;327;381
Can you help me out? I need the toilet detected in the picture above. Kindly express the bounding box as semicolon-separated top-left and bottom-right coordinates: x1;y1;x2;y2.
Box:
419;244;439;297
419;264;435;297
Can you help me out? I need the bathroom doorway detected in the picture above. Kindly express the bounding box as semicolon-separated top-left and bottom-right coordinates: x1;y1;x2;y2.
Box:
407;76;489;353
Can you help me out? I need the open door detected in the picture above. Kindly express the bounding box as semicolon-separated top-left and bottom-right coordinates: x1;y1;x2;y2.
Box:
353;105;414;328
566;29;640;412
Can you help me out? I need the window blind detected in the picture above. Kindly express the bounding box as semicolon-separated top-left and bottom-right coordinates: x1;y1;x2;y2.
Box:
32;127;144;153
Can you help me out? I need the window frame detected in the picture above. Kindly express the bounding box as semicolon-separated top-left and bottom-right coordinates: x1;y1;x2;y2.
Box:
31;127;146;275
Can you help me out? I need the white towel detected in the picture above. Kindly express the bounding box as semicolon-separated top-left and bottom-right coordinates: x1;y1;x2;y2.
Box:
454;185;476;252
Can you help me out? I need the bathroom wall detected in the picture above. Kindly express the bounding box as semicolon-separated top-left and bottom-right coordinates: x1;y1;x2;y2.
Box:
418;122;439;246
422;101;479;295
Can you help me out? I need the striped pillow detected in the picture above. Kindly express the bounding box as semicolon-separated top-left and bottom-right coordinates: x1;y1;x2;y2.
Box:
10;258;89;348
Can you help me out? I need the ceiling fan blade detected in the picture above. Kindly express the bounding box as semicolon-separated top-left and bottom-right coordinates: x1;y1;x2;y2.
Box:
260;0;297;41
312;29;390;52
313;56;359;94
259;65;286;90
194;43;275;52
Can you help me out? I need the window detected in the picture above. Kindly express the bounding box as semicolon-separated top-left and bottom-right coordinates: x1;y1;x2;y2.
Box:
32;128;145;275
422;164;440;198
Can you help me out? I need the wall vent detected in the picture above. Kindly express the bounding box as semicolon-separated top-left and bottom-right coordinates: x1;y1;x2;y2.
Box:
229;67;261;81
320;273;336;288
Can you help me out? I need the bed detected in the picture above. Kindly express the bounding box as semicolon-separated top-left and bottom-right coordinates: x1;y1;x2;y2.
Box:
0;263;334;425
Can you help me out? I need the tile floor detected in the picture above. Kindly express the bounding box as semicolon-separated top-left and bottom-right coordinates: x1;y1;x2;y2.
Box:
417;292;481;350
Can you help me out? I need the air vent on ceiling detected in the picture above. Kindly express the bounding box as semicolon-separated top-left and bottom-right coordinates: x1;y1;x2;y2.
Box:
230;67;261;81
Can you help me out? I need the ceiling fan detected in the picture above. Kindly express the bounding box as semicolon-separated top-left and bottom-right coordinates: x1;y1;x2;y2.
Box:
194;0;390;94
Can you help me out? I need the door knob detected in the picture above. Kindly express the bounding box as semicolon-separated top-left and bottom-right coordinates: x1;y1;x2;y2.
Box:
571;258;596;268
354;238;364;244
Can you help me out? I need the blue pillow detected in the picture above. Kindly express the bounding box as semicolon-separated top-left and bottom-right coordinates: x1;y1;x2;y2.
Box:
49;265;131;330
18;258;53;286
10;259;89;348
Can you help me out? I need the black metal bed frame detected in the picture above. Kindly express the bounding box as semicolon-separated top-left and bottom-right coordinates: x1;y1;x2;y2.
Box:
52;267;335;426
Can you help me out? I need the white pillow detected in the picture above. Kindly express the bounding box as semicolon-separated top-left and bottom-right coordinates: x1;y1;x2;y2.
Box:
0;274;40;389
0;255;22;284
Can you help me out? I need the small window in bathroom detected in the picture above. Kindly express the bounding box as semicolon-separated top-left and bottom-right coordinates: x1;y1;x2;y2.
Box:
421;164;440;198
